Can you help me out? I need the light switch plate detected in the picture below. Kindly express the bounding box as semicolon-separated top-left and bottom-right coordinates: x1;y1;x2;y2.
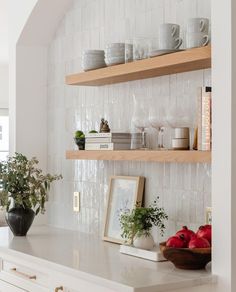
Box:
73;192;80;212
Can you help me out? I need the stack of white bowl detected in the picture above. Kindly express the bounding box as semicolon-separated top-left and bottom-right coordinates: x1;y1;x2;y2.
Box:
105;43;126;66
81;50;106;71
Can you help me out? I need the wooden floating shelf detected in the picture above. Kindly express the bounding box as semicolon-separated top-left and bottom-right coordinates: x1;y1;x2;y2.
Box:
66;150;211;163
66;46;211;86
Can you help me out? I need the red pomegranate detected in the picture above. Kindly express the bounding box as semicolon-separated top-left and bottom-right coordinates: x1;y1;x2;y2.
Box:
166;235;186;248
196;225;212;245
188;235;210;248
176;226;195;243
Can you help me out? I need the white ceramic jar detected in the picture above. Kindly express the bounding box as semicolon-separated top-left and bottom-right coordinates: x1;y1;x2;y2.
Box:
133;233;155;250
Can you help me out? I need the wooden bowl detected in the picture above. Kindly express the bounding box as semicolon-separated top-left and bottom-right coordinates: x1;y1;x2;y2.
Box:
159;242;211;270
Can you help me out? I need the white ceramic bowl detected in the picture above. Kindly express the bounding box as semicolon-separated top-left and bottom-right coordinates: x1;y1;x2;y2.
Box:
105;56;125;62
105;51;124;58
105;48;125;54
105;57;125;66
82;63;106;71
105;43;125;49
82;49;105;56
82;60;106;67
81;57;105;63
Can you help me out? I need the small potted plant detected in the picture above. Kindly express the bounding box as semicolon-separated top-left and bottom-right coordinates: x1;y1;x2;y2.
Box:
0;153;62;236
120;198;168;250
74;130;85;150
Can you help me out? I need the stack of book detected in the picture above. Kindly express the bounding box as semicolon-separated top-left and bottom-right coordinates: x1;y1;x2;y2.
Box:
197;86;212;151
85;133;141;150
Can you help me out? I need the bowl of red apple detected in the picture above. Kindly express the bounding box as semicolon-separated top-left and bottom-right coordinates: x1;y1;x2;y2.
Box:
159;225;211;270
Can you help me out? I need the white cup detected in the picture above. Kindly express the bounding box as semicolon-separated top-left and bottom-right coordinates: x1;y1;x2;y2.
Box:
159;23;180;37
187;18;209;33
159;23;182;50
186;32;209;49
159;36;182;50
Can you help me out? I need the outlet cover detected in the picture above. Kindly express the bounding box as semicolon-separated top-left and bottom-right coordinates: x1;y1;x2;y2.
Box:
206;207;212;224
73;192;80;212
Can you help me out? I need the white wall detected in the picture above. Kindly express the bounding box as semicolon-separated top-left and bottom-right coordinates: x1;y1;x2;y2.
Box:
46;0;211;242
9;0;236;291
212;0;236;291
8;0;72;225
0;64;9;108
8;0;38;155
0;0;9;63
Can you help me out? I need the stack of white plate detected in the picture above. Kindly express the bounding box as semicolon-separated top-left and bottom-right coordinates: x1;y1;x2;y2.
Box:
105;43;126;66
81;50;106;71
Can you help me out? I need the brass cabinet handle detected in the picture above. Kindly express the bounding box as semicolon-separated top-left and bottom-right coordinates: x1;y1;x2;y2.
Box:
10;267;37;280
55;287;64;292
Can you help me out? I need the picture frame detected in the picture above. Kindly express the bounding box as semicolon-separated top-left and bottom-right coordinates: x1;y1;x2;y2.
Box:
103;176;145;244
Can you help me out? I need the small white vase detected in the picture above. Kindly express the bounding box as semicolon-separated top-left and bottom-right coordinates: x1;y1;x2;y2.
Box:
133;233;155;250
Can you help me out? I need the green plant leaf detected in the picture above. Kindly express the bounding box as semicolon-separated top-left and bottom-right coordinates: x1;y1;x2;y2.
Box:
0;153;62;216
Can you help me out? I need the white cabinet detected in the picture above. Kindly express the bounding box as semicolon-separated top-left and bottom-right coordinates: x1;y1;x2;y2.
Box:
0;256;114;292
0;259;50;292
0;279;27;291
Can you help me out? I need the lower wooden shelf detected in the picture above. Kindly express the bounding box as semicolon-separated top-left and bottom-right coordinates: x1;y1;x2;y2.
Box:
66;150;211;163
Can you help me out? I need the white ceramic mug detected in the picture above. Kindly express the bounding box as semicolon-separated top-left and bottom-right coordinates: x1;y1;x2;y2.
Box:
187;18;209;33
159;36;182;50
159;23;180;37
159;23;182;50
186;32;209;49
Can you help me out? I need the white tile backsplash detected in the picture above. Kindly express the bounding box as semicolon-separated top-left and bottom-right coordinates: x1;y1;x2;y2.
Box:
47;0;211;240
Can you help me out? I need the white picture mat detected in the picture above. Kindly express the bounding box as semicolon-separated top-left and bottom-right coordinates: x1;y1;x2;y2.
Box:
106;178;138;240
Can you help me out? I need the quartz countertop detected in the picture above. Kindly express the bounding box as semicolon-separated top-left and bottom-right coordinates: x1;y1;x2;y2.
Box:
0;225;216;292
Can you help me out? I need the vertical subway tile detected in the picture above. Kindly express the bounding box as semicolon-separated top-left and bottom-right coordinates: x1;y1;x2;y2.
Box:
47;0;211;235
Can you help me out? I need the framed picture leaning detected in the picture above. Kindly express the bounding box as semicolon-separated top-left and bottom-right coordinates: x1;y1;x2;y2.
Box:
103;176;145;244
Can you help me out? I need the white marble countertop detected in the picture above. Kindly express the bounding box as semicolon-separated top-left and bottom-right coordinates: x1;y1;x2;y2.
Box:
0;225;216;292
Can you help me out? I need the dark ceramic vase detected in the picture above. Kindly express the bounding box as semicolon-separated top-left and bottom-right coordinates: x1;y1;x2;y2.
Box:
74;137;85;150
5;207;35;236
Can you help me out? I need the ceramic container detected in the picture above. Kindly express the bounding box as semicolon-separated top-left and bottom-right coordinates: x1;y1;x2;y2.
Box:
133;234;155;250
159;23;182;50
105;43;125;49
186;18;209;33
186;32;209;49
172;138;189;150
174;127;190;139
82;49;105;56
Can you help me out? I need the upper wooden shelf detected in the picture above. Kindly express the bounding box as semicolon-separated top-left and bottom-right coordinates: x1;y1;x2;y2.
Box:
66;150;211;163
66;46;211;86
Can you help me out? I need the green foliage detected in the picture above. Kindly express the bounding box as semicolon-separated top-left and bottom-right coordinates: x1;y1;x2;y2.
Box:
0;153;62;215
119;198;168;244
75;130;84;138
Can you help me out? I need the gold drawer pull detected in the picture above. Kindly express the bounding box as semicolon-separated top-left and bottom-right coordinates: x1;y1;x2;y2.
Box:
10;267;37;280
55;287;64;292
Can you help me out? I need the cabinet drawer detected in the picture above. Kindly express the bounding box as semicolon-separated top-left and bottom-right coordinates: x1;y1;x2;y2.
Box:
0;279;27;291
0;260;50;291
